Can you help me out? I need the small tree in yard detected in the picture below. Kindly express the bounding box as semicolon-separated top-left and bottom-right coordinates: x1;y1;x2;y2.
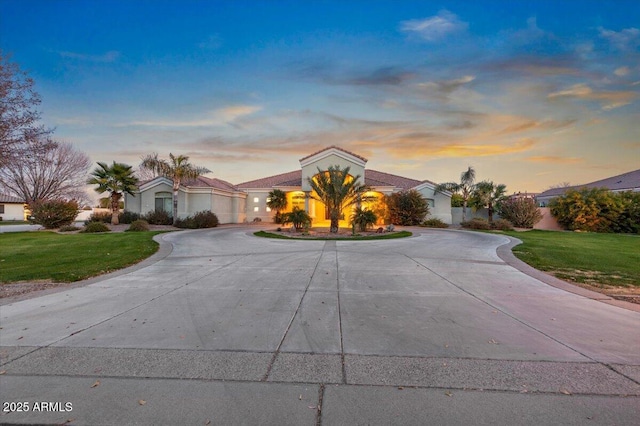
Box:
87;162;139;225
436;166;476;222
282;207;312;231
29;199;78;229
267;189;288;223
351;207;377;232
550;187;629;233
471;181;507;223
386;189;429;226
498;198;542;228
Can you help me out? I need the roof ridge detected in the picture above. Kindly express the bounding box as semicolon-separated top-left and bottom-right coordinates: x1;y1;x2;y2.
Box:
299;145;368;163
236;169;301;187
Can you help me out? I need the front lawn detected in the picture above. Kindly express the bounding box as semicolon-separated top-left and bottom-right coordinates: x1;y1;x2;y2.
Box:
504;230;640;288
0;231;162;283
0;220;29;226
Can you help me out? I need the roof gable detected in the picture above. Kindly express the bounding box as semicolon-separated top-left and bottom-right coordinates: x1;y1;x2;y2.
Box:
299;146;368;168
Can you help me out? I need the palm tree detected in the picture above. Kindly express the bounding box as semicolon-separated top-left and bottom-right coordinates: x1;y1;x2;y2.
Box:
307;165;373;233
472;180;507;223
140;153;210;225
267;189;287;223
87;162;139;225
436;166;476;222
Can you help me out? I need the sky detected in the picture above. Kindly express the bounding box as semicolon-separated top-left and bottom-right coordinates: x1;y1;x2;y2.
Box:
1;0;639;194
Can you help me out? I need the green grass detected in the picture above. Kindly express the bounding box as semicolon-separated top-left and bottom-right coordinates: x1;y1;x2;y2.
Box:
0;220;29;226
503;230;640;288
254;230;412;240
0;231;162;283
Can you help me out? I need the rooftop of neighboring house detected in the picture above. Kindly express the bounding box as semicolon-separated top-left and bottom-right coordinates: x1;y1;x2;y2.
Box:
0;193;25;203
537;169;640;198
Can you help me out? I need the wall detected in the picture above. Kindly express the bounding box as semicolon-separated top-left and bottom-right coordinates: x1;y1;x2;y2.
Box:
416;186;452;224
0;203;25;221
533;207;563;231
451;207;494;225
301;153;365;192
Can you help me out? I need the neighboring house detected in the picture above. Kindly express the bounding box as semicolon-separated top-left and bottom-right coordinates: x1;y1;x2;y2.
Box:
0;194;26;221
125;146;452;225
536;169;640;206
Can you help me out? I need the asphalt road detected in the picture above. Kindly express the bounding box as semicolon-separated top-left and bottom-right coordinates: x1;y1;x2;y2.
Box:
1;227;639;425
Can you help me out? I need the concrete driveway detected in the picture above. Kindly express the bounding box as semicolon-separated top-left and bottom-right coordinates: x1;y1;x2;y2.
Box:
1;227;639;425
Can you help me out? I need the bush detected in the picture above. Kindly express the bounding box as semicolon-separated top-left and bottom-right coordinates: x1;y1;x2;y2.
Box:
420;218;449;228
143;210;173;225
351;207;377;232
491;218;514;231
127;220;150;232
550;188;627;232
461;218;491;230
82;222;110;233
497;198;542;228
282;207;312;231
273;211;286;224
386;189;429;226
612;191;640;234
174;211;219;229
59;225;81;232
119;210;140;224
86;211;112;224
29;199;78;229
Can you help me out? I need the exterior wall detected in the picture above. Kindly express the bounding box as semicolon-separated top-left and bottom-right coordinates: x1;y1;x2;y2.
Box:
534;207;563;231
245;189;274;222
0;203;25;221
301;154;365;192
451;207;495;225
416;186;452;224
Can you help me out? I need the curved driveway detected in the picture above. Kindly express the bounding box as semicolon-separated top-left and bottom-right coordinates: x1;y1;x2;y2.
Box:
1;227;639;425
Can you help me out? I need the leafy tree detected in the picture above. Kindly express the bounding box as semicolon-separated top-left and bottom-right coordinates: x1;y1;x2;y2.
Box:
386;189;429;225
549;187;625;232
29;199;78;229
282;207;312;231
87;162;139;225
615;192;640;234
267;189;288;223
471;181;507;223
140;153;211;225
351;207;378;232
307;165;373;233
497;198;542;228
450;193;464;207
0;51;52;167
436;166;476;222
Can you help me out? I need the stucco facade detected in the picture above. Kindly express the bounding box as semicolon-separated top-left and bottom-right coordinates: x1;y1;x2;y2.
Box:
0;194;26;221
125;147;452;225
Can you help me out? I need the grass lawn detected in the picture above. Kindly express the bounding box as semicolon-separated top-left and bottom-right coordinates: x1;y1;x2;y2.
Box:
254;230;412;240
0;231;162;283
0;220;29;226
503;230;640;289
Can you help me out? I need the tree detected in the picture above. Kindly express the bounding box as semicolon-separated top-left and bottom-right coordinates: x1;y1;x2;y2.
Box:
351;207;378;232
267;189;288;223
282;207;312;231
140;153;211;225
497;198;542;228
0;51;52;167
550;187;627;232
386;189;429;225
436;166;476;222
471;181;507;223
307;165;373;233
87;162;139;225
0;138;91;204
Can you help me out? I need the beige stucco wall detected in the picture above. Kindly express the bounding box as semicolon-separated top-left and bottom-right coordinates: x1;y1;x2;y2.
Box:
415;185;453;224
0;203;25;221
534;207;563;231
245;189;274;222
301;154;365;192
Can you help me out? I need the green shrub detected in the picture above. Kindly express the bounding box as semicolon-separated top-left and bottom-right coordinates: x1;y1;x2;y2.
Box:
351;207;377;232
491;218;514;231
461;218;490;230
59;225;81;232
85;211;112;224
420;218;449;228
29;199;79;229
127;220;150;232
174;211;219;229
386;189;429;226
119;210;140;224
549;188;629;232
273;211;286;224
143;210;173;225
612;191;640;234
282;207;312;231
497;198;542;228
82;222;110;233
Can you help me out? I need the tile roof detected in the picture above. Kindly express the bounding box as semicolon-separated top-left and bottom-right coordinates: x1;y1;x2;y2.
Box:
365;169;423;190
0;193;25;203
236;170;302;189
299;145;368;163
538;169;640;197
182;176;239;192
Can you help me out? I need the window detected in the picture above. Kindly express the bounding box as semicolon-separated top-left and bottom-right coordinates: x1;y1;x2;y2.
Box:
253;206;259;212
253;197;260;203
0;204;4;214
266;207;271;212
155;192;172;213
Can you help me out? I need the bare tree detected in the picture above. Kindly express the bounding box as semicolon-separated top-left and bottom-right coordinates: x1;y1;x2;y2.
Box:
0;51;52;167
0;137;92;204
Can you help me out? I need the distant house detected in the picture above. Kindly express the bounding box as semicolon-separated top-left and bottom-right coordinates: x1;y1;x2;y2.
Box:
536;169;640;206
0;194;26;221
125;146;452;225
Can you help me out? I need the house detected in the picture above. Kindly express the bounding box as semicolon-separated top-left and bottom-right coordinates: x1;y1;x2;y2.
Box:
0;194;26;221
536;169;640;206
125;146;452;225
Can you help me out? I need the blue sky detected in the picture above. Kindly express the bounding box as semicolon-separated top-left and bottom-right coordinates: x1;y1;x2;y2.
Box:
1;0;639;193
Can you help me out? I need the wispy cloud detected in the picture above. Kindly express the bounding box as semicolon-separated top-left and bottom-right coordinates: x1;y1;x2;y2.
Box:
128;105;262;127
599;27;640;50
526;156;583;164
58;50;120;62
400;10;467;42
548;83;637;110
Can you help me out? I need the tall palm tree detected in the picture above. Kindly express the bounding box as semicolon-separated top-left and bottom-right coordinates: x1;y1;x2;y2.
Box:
87;161;139;225
267;189;287;222
140;153;210;225
307;165;373;233
472;180;507;223
436;166;476;222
